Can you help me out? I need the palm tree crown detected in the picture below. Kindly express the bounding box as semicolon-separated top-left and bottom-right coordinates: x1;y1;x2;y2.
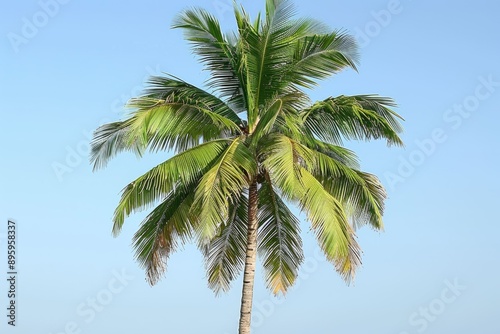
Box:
91;0;403;332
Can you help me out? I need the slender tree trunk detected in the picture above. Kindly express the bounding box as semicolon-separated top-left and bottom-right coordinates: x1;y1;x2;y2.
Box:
238;181;259;334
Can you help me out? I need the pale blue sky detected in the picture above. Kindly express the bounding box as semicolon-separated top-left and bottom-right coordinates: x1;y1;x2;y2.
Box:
1;1;499;333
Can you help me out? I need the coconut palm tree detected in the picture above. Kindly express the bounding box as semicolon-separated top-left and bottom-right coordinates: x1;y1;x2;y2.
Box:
90;0;403;333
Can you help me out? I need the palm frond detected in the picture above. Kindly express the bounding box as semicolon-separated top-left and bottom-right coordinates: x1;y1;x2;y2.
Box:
250;98;282;148
259;134;362;281
132;183;196;285
307;139;360;169
203;194;248;294
233;4;260;125
259;133;313;199
172;9;245;111
193;137;257;242
303;95;404;146
296;142;385;230
258;173;303;295
90;120;144;171
237;0;315;129
298;167;361;282
142;75;243;124
112;139;231;235
289;31;359;88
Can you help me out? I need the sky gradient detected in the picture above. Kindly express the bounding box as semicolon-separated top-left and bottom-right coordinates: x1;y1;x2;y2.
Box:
1;0;500;333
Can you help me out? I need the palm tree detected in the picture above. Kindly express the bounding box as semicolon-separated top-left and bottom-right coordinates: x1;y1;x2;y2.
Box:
90;0;403;333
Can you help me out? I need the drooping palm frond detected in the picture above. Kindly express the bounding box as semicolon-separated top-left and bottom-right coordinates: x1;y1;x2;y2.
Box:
132;182;196;285
342;171;386;231
259;133;361;281
235;0;326;129
126;76;243;153
352;94;404;133
306;139;360;169
92;1;404;313
303;94;404;146
90;76;243;171
259;133;312;199
141;75;243;125
204;194;249;294
90;120;144;171
258;174;303;295
193;137;257;242
112;139;231;235
297;167;361;281
172;8;246;112
250;98;282;148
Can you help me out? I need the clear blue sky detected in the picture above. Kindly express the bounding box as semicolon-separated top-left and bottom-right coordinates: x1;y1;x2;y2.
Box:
1;0;499;333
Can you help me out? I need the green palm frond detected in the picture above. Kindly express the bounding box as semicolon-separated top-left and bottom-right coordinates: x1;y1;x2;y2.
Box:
236;0;315;129
352;94;404;132
142;75;243;124
193;137;257;242
126;76;242;153
112;139;231;235
260;134;361;281
258;174;303;295
307;139;360;169
92;0;404;302
303;94;404;146
90;120;144;171
132;183;196;285
289;31;359;88
250;98;282;147
298;167;361;282
204;194;248;294
343;171;386;230
259;133;313;199
296;142;385;230
172;9;245;112
234;4;260;124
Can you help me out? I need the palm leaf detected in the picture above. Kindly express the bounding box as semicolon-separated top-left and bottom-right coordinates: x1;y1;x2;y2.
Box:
203;194;249;294
132;183;196;285
259;133;312;199
126;76;242;153
193;137;257;242
296;142;385;230
289;31;359;88
90;120;144;171
112;139;231;235
303;94;404;146
141;75;243;124
258;174;303;295
237;0;307;128
260;134;361;281
250;98;282;147
307;139;360;169
298;167;361;281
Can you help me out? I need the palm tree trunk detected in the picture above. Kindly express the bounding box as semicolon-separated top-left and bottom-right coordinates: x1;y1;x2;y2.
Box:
238;181;259;334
